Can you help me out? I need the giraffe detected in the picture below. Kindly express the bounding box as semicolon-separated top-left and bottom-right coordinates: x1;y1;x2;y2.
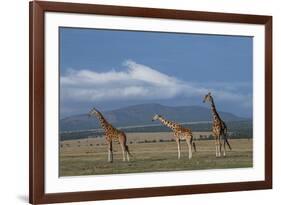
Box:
203;92;232;157
88;108;131;162
152;114;196;159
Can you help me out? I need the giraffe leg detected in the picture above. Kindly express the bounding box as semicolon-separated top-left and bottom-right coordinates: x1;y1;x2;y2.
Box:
126;149;130;161
215;137;220;157
120;143;126;162
215;139;218;157
218;137;222;157
176;138;181;159
108;141;113;163
124;144;131;161
223;138;226;156
186;138;192;159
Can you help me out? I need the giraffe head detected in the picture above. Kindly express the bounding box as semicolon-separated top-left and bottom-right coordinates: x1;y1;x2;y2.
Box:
203;92;212;103
88;107;99;117
152;114;161;121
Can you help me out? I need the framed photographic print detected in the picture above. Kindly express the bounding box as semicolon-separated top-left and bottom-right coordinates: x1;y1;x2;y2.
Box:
29;1;272;204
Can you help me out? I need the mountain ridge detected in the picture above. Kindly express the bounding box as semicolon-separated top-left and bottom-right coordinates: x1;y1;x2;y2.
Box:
60;103;247;132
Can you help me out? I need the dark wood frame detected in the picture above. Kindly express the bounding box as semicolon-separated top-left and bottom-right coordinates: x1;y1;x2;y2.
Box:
29;1;272;204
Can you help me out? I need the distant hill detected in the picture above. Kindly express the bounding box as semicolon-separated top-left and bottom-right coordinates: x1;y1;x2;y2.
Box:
60;103;246;132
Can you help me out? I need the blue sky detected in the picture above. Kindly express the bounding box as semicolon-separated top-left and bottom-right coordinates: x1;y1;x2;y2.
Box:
59;27;253;118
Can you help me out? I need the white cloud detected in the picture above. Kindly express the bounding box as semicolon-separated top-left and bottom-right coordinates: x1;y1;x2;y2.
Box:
60;60;251;105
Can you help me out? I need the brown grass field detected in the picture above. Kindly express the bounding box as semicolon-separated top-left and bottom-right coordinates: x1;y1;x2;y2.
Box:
59;132;253;176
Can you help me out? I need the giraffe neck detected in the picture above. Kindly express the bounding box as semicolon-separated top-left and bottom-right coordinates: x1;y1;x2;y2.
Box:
158;116;176;130
210;97;221;122
93;111;110;131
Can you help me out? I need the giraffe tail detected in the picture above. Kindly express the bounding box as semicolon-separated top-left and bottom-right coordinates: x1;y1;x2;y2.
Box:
190;136;196;152
224;135;232;150
192;141;197;152
224;127;232;151
125;145;133;157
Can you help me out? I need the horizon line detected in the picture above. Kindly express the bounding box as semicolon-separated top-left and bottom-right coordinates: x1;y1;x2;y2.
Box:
60;103;252;120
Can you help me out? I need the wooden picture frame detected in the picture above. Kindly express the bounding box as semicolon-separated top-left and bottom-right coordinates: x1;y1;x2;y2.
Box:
29;1;272;204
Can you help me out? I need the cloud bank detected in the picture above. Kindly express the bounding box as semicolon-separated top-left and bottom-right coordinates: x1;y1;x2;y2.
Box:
61;60;251;106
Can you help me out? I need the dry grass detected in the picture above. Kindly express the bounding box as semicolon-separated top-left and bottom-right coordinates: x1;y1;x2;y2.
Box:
59;132;252;176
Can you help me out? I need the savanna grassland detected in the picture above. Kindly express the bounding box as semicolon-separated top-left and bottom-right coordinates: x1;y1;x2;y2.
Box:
59;132;253;176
